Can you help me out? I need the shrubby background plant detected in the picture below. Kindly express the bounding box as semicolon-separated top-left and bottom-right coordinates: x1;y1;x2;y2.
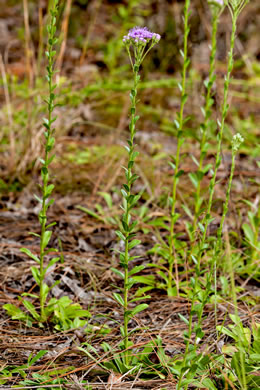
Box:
0;0;259;388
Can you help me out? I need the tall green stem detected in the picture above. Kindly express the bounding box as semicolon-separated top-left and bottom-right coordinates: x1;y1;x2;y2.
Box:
220;133;246;390
213;132;243;338
192;11;219;235
39;2;58;322
252;203;260;261
226;235;247;390
123;65;140;363
117;29;160;368
168;0;190;295
177;8;243;389
216;153;235;250
197;11;238;270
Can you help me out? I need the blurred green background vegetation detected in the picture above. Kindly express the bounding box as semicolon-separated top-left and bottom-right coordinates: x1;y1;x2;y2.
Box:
0;0;259;194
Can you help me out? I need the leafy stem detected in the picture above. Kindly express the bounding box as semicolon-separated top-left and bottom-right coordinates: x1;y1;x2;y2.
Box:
168;0;190;296
115;33;160;366
123;62;140;364
198;8;238;271
38;0;59;322
192;10;219;235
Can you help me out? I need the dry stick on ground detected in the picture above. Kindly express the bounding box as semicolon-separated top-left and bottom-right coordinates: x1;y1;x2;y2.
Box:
0;54;15;173
79;0;102;65
37;0;45;76
20;0;39;177
56;0;73;75
23;0;35;87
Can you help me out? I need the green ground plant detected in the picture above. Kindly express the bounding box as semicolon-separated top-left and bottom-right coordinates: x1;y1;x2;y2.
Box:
242;200;260;266
217;318;260;389
0;350;75;388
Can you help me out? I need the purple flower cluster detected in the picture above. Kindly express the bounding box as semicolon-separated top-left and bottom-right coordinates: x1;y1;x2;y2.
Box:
123;27;161;45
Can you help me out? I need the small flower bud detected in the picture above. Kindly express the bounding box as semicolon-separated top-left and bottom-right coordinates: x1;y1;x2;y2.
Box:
208;0;224;8
153;33;161;43
232;133;244;153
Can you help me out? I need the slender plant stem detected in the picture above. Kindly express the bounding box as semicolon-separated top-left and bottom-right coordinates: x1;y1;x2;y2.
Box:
39;2;58;322
217;153;235;250
119;31;160;368
224;152;247;390
252;204;260;260
197;10;238;271
226;242;247;390
213;132;243;341
178;8;242;389
176;291;195;390
168;0;190;295
193;11;219;235
123;63;140;365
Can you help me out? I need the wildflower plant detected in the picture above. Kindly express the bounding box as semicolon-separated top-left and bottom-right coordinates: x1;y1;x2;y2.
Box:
186;4;249;342
146;0;191;297
167;0;191;296
111;26;160;366
196;0;249;269
4;0;60;326
216;133;244;251
175;1;226;363
214;137;248;390
191;0;225;237
3;0;90;329
174;1;250;388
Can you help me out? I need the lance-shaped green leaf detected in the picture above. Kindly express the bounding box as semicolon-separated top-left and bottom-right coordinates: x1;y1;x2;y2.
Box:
128;239;141;250
31;266;40;285
3;304;31;322
43;257;60;276
111;268;124;279
125;303;149;320
42;283;51;307
129;295;151;303
113;293;124;307
42;230;52;250
21;299;41;321
20;248;40;264
129;264;145;276
44;184;54;198
115;230;126;241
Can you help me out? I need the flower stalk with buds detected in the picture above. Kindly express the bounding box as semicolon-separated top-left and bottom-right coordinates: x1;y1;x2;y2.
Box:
168;0;191;296
192;0;225;237
197;0;248;270
112;27;160;365
216;133;244;252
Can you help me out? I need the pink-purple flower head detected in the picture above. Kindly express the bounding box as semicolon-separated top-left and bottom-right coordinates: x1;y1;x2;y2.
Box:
123;27;161;46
